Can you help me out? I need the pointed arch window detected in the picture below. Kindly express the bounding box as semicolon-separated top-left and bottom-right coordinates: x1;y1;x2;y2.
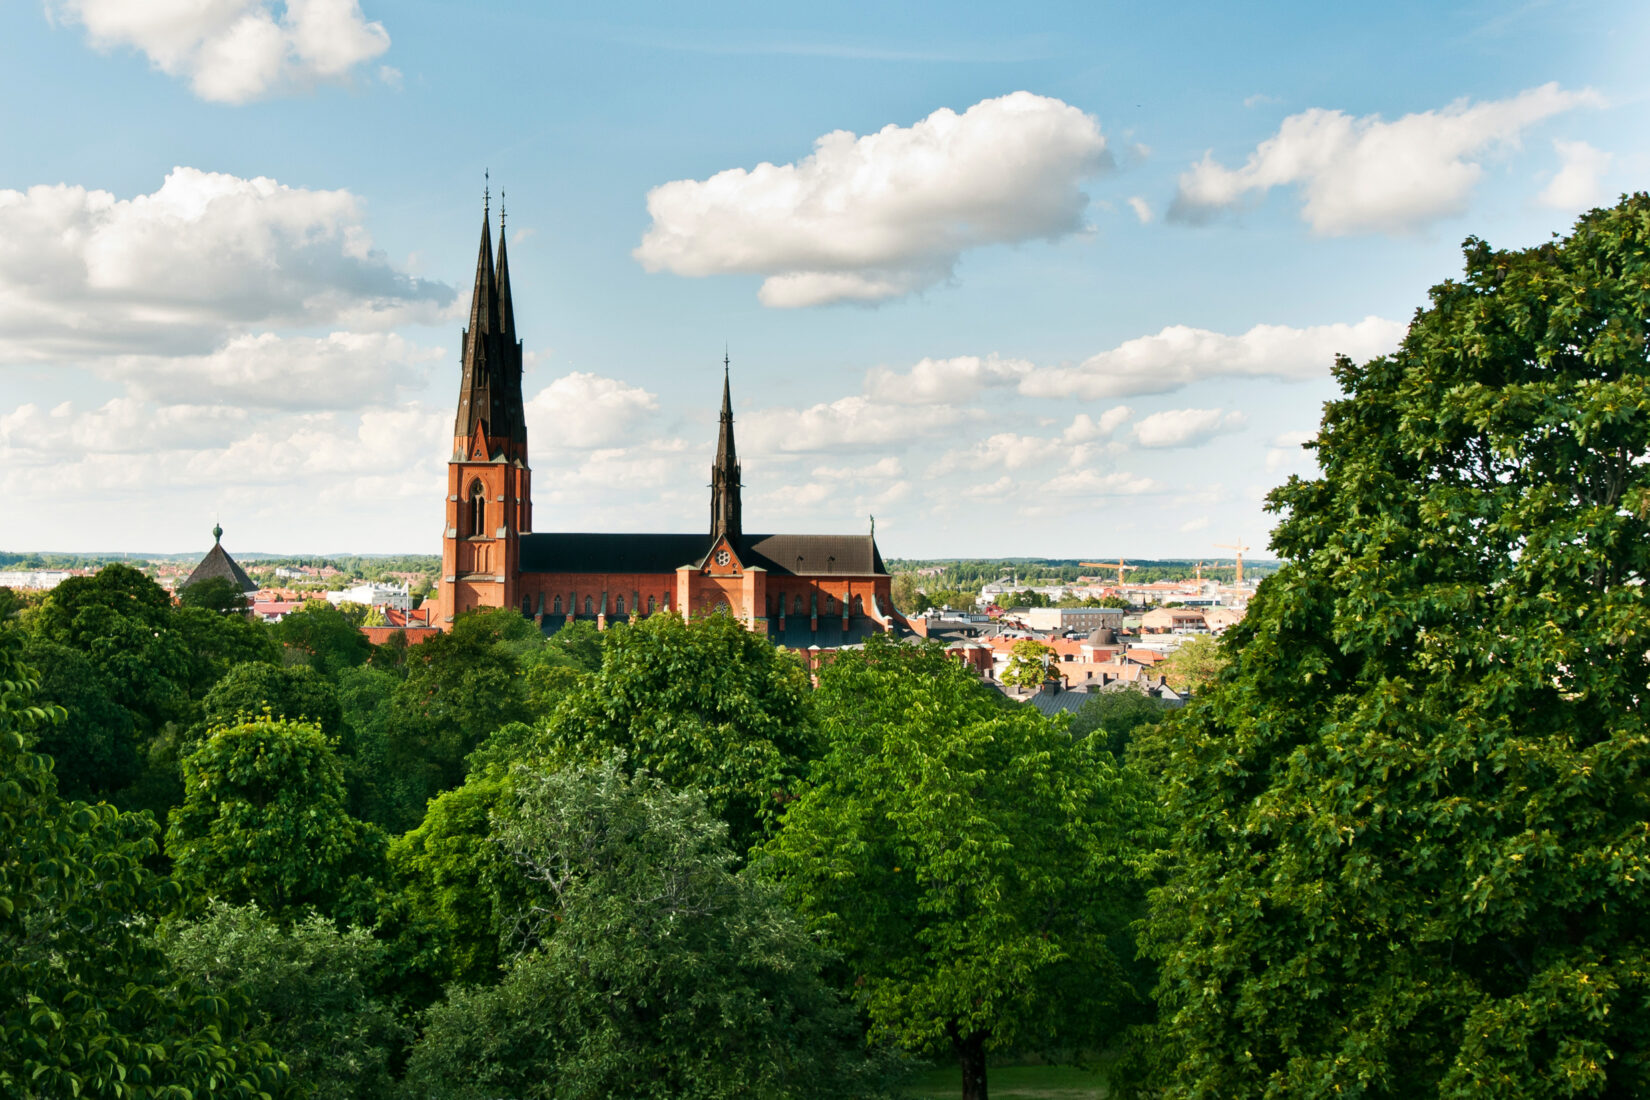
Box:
648;596;656;614
794;594;804;616
616;595;626;615
468;481;487;538
584;596;593;616
553;595;562;615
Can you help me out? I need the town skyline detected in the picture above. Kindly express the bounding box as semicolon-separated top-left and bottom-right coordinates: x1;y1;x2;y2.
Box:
2;1;1645;558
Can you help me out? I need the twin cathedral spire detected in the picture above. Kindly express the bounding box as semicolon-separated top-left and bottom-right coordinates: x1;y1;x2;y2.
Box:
449;195;744;542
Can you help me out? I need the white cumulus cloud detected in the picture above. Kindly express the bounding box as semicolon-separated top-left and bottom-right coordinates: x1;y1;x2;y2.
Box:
1127;196;1153;223
1172;83;1602;234
863;353;1033;405
0;167;451;361
525;372;660;449
50;0;391;104
1020;316;1403;400
1539;140;1613;210
634;92;1112;307
106;331;441;410
741;395;964;454
1134;408;1247;449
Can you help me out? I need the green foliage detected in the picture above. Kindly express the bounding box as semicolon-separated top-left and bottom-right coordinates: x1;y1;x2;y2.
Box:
406;757;888;1100
1066;686;1172;759
536;610;816;852
1154;634;1227;692
767;636;1151;1097
1137;196;1650;1098
193;661;342;749
33;564;192;734
167;716;386;919
388;773;514;988
0;629;290;1098
164;901;404;1100
271;599;373;675
20;636;139;799
390;608;536;802
334;664;424;832
178;575;250;613
173;604;280;697
1001;638;1054;689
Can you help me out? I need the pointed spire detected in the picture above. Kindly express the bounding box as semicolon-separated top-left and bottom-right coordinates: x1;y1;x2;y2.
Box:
496;200;516;345
710;354;742;541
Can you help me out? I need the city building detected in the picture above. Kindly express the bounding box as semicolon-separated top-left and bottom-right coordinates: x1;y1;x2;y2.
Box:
1014;606;1125;634
436;204;901;646
180;525;257;596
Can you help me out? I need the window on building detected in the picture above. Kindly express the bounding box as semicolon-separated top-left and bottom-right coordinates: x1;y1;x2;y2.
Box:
553;595;562;615
522;595;531;616
584;596;593;616
648;596;656;614
468;481;486;537
853;595;864;616
794;594;804;616
616;595;625;615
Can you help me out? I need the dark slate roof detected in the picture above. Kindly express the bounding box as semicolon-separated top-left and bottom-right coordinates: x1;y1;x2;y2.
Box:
768;618;885;649
519;532;888;578
182;543;257;593
519;533;711;575
738;533;886;577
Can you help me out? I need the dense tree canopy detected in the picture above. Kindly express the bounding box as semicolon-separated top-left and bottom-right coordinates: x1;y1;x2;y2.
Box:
535;611;816;851
0;629;290;1098
406;758;883;1100
768;636;1150;1100
1136;196;1650;1098
167;716;386;920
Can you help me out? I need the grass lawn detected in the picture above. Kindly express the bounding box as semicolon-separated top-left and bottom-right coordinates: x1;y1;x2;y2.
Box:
900;1063;1109;1099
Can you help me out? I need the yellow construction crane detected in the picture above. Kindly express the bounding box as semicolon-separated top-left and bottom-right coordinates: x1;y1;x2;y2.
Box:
1213;539;1251;586
1193;560;1208;582
1079;559;1138;585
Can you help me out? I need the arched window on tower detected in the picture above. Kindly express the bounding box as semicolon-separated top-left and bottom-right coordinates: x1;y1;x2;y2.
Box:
468;481;486;537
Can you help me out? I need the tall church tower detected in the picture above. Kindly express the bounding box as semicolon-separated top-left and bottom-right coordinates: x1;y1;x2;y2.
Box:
708;355;742;543
439;197;531;623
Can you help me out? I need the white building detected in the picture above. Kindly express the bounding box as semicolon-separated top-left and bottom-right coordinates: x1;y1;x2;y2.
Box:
1;570;72;590
326;581;412;611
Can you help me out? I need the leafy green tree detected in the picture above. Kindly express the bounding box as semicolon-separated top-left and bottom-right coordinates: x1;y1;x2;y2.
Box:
334;664;427;832
0;628;290;1098
1155;633;1226;692
391;608;536;799
388;772;515;989
406;757;887;1100
540;618;604;672
33;564;191;734
164;901;404;1100
178;575;250;613
271;599;373;674
1067;686;1171;759
767;636;1150;1100
1094;595;1131;609
1000;638;1054;689
173;603;280;698
536;610;815;852
1136;196;1650;1099
191;662;342;749
21;637;139;800
167;716;386;920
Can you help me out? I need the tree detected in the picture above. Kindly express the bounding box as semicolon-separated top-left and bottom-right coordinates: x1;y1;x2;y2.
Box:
767;636;1150;1100
391;608;536;799
1000;638;1054;689
1067;686;1171;759
1155;633;1227;692
21;636;139;800
536;610;815;852
178;575;250;614
405;757;885;1100
173;603;280;698
1135;197;1650;1099
164;901;403;1100
271;599;373;674
192;661;342;749
0;628;290;1098
167;716;386;920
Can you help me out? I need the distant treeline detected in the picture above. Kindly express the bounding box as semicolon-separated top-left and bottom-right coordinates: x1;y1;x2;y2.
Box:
885;557;1279;589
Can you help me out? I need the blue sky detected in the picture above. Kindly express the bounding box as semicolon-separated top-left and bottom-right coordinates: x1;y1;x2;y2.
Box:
2;0;1644;558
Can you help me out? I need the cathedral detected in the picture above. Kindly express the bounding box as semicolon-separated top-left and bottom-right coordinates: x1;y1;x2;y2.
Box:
436;206;901;647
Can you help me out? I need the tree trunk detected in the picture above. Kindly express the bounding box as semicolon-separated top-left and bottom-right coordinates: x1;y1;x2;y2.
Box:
955;1030;989;1100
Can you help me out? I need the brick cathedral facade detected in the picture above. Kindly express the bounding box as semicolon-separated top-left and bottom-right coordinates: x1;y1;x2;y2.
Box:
437;207;901;645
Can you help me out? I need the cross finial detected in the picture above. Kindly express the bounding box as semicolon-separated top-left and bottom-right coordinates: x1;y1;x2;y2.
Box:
499;189;506;231
484;168;490;214
723;344;730;372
